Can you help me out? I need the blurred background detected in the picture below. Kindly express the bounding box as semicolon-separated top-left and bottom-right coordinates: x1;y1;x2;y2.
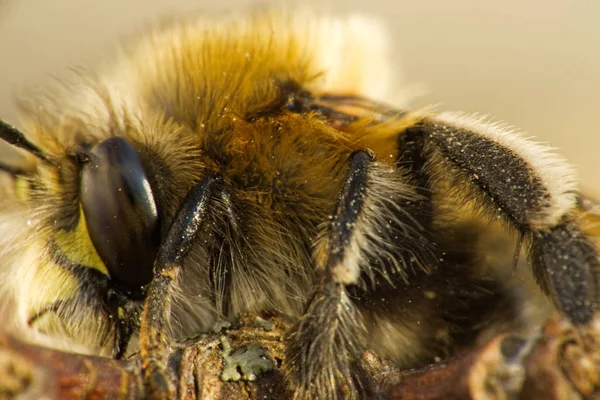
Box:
0;0;598;194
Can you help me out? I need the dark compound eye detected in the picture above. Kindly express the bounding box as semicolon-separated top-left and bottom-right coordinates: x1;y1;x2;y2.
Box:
80;137;159;287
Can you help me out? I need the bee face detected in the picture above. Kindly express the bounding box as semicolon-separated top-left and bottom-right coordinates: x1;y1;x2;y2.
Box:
0;8;598;398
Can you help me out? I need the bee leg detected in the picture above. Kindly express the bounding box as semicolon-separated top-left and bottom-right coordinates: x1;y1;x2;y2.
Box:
105;287;144;359
286;150;376;400
402;113;600;324
139;177;220;399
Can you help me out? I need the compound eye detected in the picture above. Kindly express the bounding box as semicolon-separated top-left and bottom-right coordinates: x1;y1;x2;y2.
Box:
80;137;159;287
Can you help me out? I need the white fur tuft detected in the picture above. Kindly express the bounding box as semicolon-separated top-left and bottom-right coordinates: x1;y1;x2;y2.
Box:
436;112;578;228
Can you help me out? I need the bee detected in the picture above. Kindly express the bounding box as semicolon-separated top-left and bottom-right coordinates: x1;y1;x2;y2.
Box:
0;8;598;399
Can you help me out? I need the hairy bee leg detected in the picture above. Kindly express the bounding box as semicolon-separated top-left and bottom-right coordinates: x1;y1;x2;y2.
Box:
106;288;144;359
403;113;600;324
140;177;220;399
286;150;375;400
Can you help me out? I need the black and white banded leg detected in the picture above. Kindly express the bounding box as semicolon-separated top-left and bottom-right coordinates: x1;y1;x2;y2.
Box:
285;150;430;400
286;151;372;400
403;113;600;324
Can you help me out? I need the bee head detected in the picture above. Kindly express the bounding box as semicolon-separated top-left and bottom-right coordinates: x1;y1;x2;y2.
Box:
0;118;177;356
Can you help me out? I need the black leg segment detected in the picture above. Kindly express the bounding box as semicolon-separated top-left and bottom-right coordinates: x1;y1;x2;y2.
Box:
531;222;600;324
140;176;221;399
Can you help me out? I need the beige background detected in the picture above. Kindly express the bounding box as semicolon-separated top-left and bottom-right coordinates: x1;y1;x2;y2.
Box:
0;0;598;193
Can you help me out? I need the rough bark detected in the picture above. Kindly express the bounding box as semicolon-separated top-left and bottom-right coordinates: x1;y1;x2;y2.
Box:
1;314;599;400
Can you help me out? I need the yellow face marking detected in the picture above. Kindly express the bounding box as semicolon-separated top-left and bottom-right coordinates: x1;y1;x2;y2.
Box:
53;206;109;276
28;271;91;348
27;260;80;320
36;262;80;299
14;176;31;202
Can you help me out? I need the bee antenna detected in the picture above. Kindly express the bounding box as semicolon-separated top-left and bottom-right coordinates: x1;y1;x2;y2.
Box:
0;119;53;164
0;161;29;175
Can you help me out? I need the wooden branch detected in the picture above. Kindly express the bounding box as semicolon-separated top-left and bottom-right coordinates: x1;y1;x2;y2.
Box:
1;314;599;399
